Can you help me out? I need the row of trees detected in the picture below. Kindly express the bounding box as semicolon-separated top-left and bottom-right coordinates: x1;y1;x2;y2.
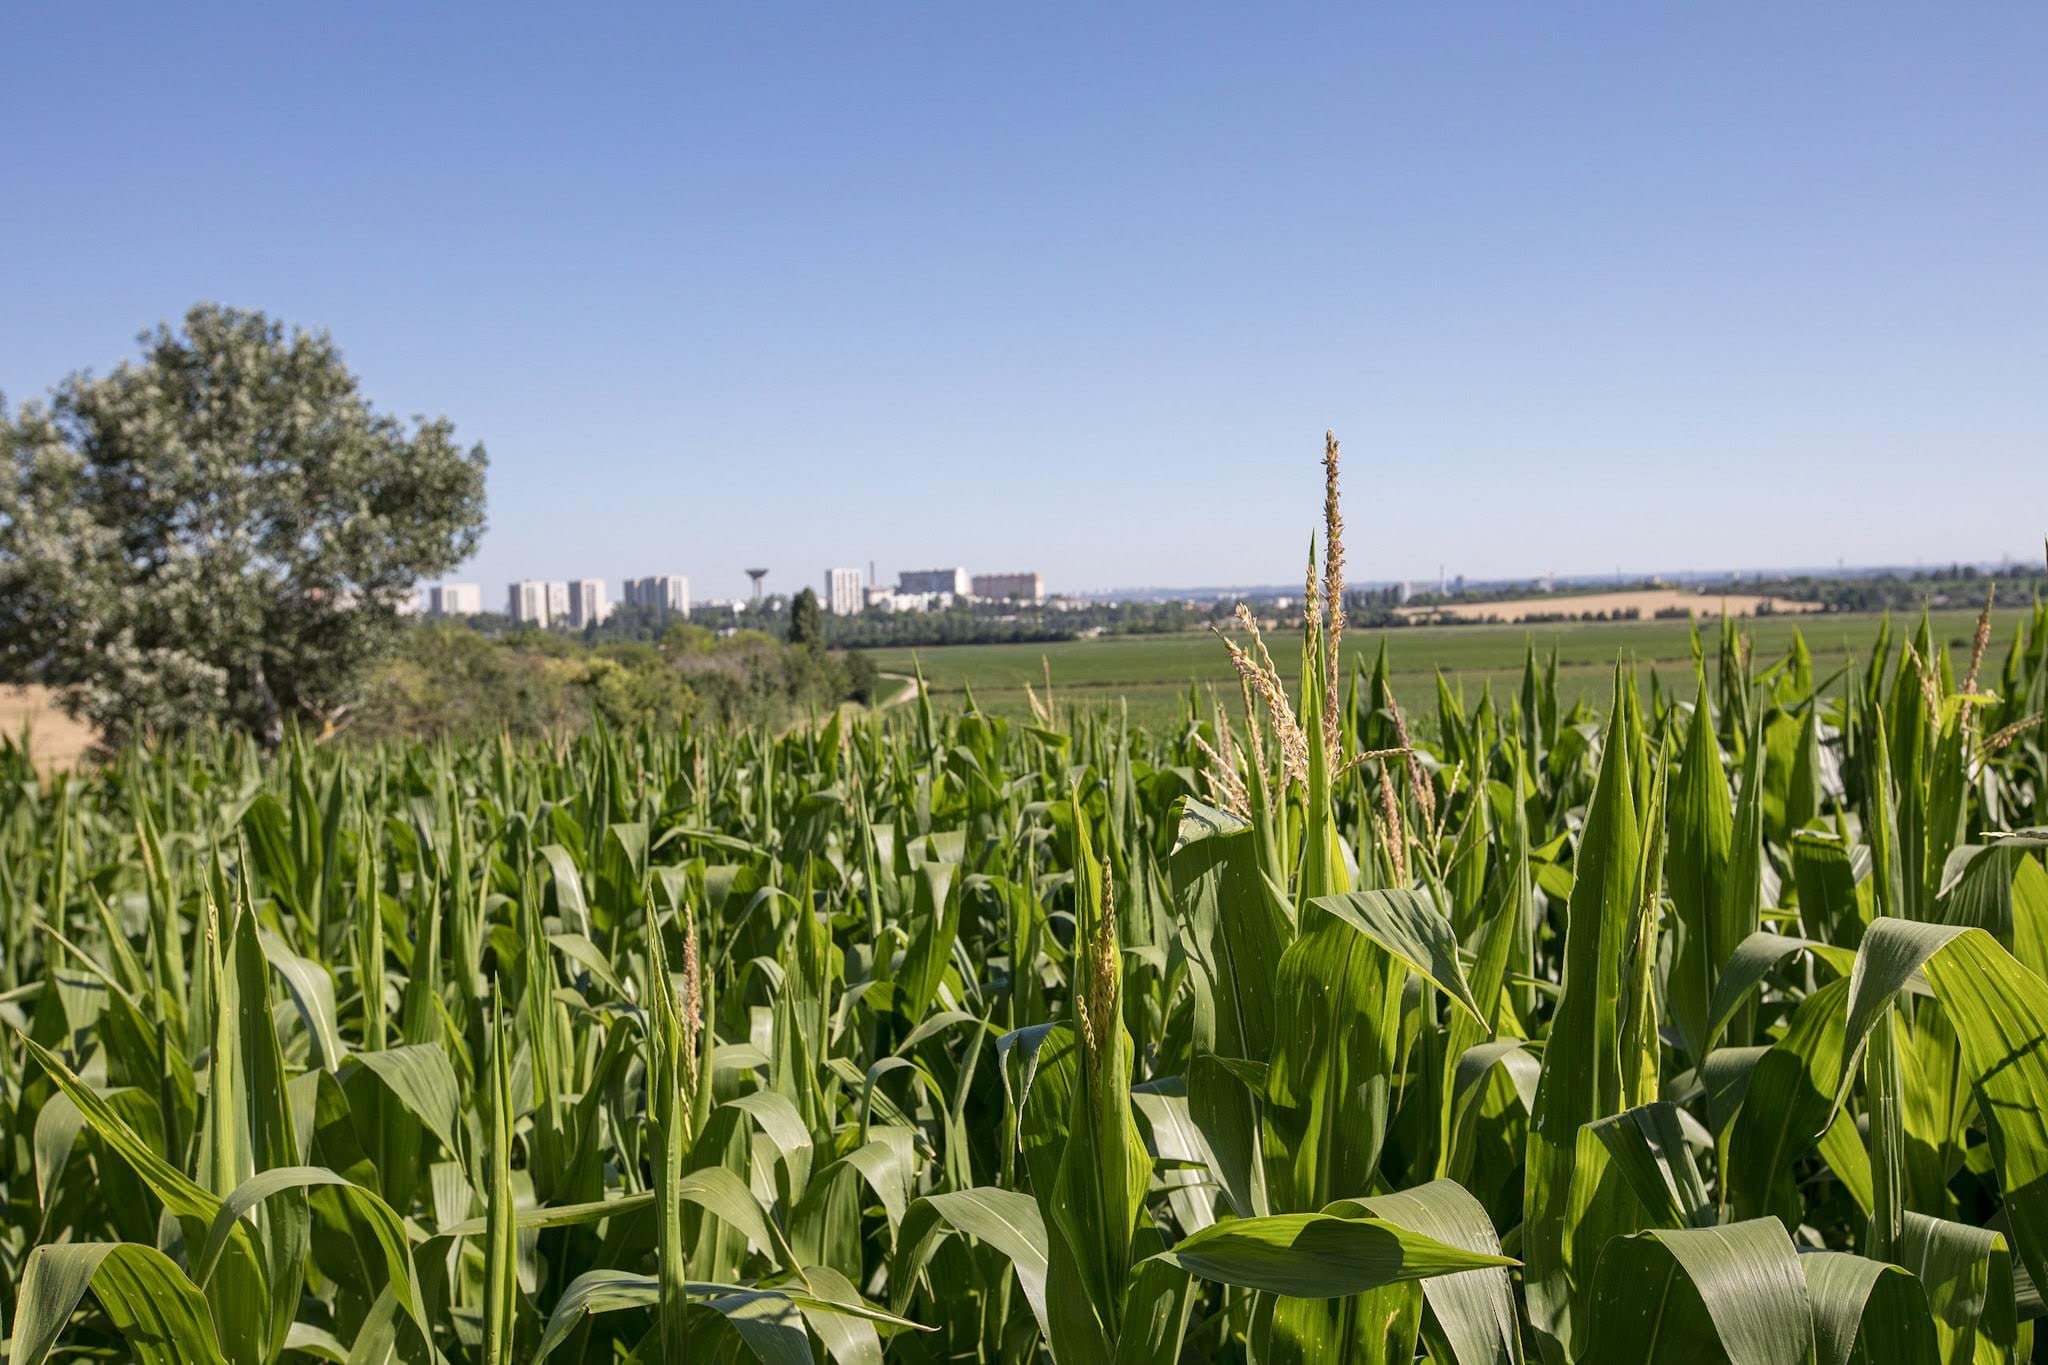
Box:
1742;564;2048;613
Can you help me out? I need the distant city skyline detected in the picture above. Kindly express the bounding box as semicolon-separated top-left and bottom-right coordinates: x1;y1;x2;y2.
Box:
5;5;2043;598
423;547;2040;622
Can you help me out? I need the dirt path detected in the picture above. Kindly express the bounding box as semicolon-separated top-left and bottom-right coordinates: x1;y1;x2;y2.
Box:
875;673;920;710
784;673;922;736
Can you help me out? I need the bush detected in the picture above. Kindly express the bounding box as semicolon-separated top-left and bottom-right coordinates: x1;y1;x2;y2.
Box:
842;648;879;704
353;622;872;741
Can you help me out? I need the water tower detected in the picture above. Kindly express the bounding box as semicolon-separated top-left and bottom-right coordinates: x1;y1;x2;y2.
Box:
746;568;768;604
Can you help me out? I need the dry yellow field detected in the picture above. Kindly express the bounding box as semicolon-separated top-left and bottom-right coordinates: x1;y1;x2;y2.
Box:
1398;587;1823;624
0;685;96;770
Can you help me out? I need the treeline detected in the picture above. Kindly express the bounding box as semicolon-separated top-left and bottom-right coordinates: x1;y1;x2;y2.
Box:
357;622;877;742
458;596;1240;649
817;598;1226;646
1750;563;2048;614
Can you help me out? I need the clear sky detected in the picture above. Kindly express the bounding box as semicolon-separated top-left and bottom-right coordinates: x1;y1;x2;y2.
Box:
4;4;2043;600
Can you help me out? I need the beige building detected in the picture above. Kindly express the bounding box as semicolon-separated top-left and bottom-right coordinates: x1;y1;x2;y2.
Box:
508;580;554;626
427;583;482;616
825;567;865;615
566;579;608;628
627;575;691;621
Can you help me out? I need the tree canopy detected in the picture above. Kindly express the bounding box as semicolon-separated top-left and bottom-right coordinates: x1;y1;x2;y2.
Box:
789;586;824;649
0;304;487;744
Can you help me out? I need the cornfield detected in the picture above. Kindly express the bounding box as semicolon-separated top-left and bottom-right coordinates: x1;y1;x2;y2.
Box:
4;444;2047;1364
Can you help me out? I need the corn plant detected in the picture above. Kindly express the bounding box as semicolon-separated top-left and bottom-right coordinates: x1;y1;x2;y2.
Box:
2;444;2046;1363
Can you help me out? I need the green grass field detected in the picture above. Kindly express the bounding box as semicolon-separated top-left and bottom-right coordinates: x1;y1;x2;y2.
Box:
871;607;2011;730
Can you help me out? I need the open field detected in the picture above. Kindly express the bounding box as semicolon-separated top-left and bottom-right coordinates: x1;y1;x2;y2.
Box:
871;607;2009;729
0;684;94;770
1395;586;1821;623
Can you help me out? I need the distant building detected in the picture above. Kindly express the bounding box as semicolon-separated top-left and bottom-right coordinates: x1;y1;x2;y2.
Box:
628;575;691;622
866;588;954;613
508;580;553;626
545;581;570;622
825;567;865;615
898;567;970;596
427;583;482;616
971;571;1044;602
566;579;608;628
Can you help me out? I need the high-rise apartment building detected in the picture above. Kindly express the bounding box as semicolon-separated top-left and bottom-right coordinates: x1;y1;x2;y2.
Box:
898;567;970;596
824;567;865;615
627;575;691;621
545;581;570;623
970;571;1044;602
427;583;482;616
508;580;552;626
566;579;608;629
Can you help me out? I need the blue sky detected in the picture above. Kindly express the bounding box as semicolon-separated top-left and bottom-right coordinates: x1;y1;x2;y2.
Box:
3;4;2043;600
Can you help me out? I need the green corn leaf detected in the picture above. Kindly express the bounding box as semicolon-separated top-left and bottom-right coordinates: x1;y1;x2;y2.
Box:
895;858;960;1023
1588;1102;1711;1230
190;1164;433;1355
349;1043;465;1171
1331;1179;1524;1365
895;1187;1052;1340
482;997;518;1365
1169;799;1291;1219
1306;887;1488;1025
1525;670;1641;1364
440;1191;655;1237
1835;921;2048;1305
1580;1218;1813;1365
1790;829;1869;951
539;844;593;937
1045;811;1151;1356
1703;930;1854;1054
1727;979;1853;1224
1447;1039;1540;1184
546;931;629;1001
1802;1251;1939;1365
728;1089;817;1206
788;1263;886;1365
1899;1211;2025;1364
9;1241;227;1365
20;1030;273;1365
532;1270;919;1364
259;930;346;1072
678;1165;798;1269
1719;711;1770;1047
1668;684;1734;1063
1151;1208;1514;1298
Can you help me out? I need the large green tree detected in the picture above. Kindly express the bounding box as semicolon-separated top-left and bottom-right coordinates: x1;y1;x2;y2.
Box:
0;304;487;744
789;586;824;649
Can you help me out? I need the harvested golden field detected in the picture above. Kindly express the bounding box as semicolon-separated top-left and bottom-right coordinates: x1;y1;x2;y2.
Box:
0;684;95;770
1399;586;1823;623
